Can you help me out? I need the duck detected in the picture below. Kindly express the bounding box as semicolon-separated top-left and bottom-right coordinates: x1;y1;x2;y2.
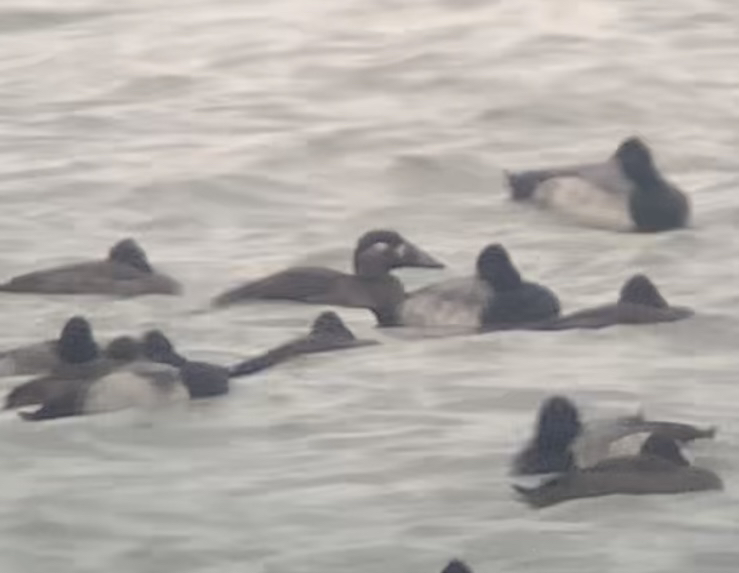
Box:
514;433;722;508
400;244;560;329
512;396;721;507
19;359;188;421
537;274;693;330
506;137;690;232
0;238;182;296
0;330;143;378
229;311;378;376
211;229;444;326
5;316;141;415
512;395;716;476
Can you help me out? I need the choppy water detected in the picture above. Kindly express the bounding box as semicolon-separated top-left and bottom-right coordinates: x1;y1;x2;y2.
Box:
0;0;737;571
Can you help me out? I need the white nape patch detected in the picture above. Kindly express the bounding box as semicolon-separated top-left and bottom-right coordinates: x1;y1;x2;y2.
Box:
533;176;633;232
84;363;188;415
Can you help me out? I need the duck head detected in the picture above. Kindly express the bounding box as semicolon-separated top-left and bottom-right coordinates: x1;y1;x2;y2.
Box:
310;311;356;342
104;335;141;362
57;316;99;364
534;395;582;453
141;330;186;368
353;230;444;277
618;274;669;308
614;136;660;187
475;244;523;292
108;238;153;273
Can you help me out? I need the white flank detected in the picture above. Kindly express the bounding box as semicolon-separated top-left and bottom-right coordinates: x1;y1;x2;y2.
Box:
84;363;188;415
534;176;634;232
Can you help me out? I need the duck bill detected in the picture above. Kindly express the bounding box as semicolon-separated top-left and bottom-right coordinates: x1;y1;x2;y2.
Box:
397;242;445;269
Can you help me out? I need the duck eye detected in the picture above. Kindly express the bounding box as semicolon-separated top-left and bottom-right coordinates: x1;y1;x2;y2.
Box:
394;243;408;258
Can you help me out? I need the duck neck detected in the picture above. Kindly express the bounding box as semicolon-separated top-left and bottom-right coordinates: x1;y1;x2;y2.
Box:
486;265;523;292
149;349;187;368
57;339;99;364
624;161;664;192
166;352;188;368
372;305;401;327
494;275;522;292
354;259;390;278
364;274;405;326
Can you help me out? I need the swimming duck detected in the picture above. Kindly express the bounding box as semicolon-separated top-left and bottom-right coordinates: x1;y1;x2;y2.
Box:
401;244;560;328
212;229;444;326
512;396;720;507
513;395;716;476
5;316;140;414
0;238;181;296
538;274;693;330
506;137;690;232
0;330;142;378
229;310;378;376
514;433;722;508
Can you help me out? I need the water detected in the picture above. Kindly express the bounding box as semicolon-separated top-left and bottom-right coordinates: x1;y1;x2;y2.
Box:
0;0;737;571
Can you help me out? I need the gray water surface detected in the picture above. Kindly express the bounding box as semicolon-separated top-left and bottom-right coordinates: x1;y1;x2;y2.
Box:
0;0;738;572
